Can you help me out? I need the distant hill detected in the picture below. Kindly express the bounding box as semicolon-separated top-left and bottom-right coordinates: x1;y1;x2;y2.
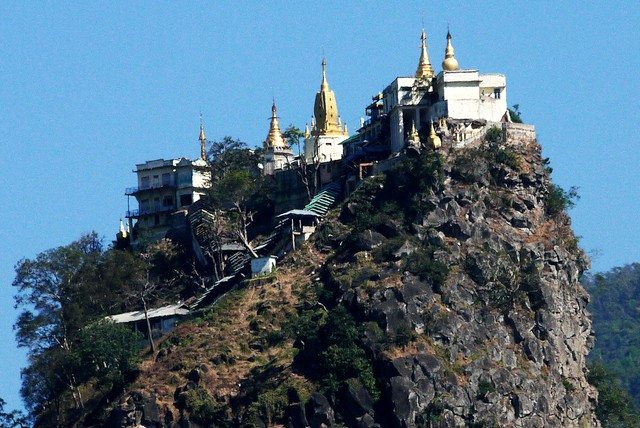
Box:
585;263;640;401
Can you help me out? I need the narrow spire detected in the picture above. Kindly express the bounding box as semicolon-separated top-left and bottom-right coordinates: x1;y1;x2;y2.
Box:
442;28;460;71
312;57;348;137
199;113;207;160
304;123;311;138
428;121;442;149
264;101;287;149
415;28;435;80
320;57;329;91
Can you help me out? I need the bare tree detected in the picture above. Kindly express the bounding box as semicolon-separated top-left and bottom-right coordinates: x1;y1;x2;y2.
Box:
283;125;325;202
126;239;179;353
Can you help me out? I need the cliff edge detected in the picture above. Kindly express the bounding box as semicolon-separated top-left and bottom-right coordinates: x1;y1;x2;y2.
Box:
110;124;599;427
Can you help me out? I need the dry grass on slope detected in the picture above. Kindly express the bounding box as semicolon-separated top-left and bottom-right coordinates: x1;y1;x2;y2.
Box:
130;244;327;417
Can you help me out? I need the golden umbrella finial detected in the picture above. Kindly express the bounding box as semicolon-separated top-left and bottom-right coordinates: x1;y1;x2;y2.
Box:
442;27;460;71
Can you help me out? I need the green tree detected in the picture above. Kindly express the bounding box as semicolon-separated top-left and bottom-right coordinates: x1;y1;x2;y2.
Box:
588;362;640;427
13;233;104;413
207;137;273;257
544;184;579;218
0;398;29;428
12;234;152;424
124;238;181;353
586;264;640;406
508;104;523;123
69;321;142;390
283;125;313;202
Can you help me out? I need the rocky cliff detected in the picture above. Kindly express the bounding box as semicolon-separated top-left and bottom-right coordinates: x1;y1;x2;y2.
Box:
108;124;599;427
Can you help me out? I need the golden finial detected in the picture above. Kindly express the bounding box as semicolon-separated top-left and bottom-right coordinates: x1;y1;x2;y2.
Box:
442;28;460;71
429;121;442;149
304;123;311;138
344;122;348;134
264;101;287;149
415;28;435;80
199;113;207;160
321;57;329;91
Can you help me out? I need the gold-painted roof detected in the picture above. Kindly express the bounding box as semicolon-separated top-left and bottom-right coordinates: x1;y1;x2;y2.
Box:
312;58;348;137
442;30;460;71
264;102;288;149
415;29;435;80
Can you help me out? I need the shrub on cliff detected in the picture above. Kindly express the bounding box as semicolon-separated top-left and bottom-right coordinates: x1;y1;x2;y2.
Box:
545;184;579;218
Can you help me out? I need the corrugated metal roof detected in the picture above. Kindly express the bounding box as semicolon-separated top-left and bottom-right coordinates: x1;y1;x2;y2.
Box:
304;181;342;216
276;209;321;218
105;303;189;324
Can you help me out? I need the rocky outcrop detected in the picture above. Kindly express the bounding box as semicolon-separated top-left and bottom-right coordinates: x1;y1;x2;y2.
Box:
108;126;599;427
306;129;598;427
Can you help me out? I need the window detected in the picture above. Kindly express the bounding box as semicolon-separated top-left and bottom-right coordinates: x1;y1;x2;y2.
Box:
152;175;160;187
140;199;150;211
140;176;150;189
162;195;173;207
494;89;501;99
162;173;171;186
154;214;160;226
178;170;192;186
180;194;193;207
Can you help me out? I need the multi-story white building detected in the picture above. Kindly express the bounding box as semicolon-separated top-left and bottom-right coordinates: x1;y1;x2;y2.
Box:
125;126;211;243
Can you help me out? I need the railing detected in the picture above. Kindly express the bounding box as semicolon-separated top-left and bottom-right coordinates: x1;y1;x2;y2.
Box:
125;183;176;195
126;205;175;218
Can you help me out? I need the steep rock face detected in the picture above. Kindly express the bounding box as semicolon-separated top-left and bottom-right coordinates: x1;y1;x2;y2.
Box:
311;126;597;427
109;125;599;427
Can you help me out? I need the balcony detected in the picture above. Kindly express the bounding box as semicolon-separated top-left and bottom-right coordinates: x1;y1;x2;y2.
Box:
126;205;175;218
125;182;176;195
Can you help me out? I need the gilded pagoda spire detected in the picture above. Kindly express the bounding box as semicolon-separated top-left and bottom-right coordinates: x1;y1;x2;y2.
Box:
312;57;348;137
442;29;460;71
408;119;421;147
198;114;207;160
415;29;435;80
264;102;287;149
428;120;442;149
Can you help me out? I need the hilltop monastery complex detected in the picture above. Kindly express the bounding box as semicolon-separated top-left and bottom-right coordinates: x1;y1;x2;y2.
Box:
120;28;527;245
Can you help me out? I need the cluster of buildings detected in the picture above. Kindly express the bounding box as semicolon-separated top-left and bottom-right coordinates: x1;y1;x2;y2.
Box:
119;28;512;246
112;27;523;337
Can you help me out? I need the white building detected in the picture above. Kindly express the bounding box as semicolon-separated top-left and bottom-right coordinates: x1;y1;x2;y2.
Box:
125;125;211;243
303;58;349;163
371;29;508;153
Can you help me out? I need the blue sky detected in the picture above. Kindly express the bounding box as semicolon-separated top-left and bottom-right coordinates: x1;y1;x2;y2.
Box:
1;1;638;412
